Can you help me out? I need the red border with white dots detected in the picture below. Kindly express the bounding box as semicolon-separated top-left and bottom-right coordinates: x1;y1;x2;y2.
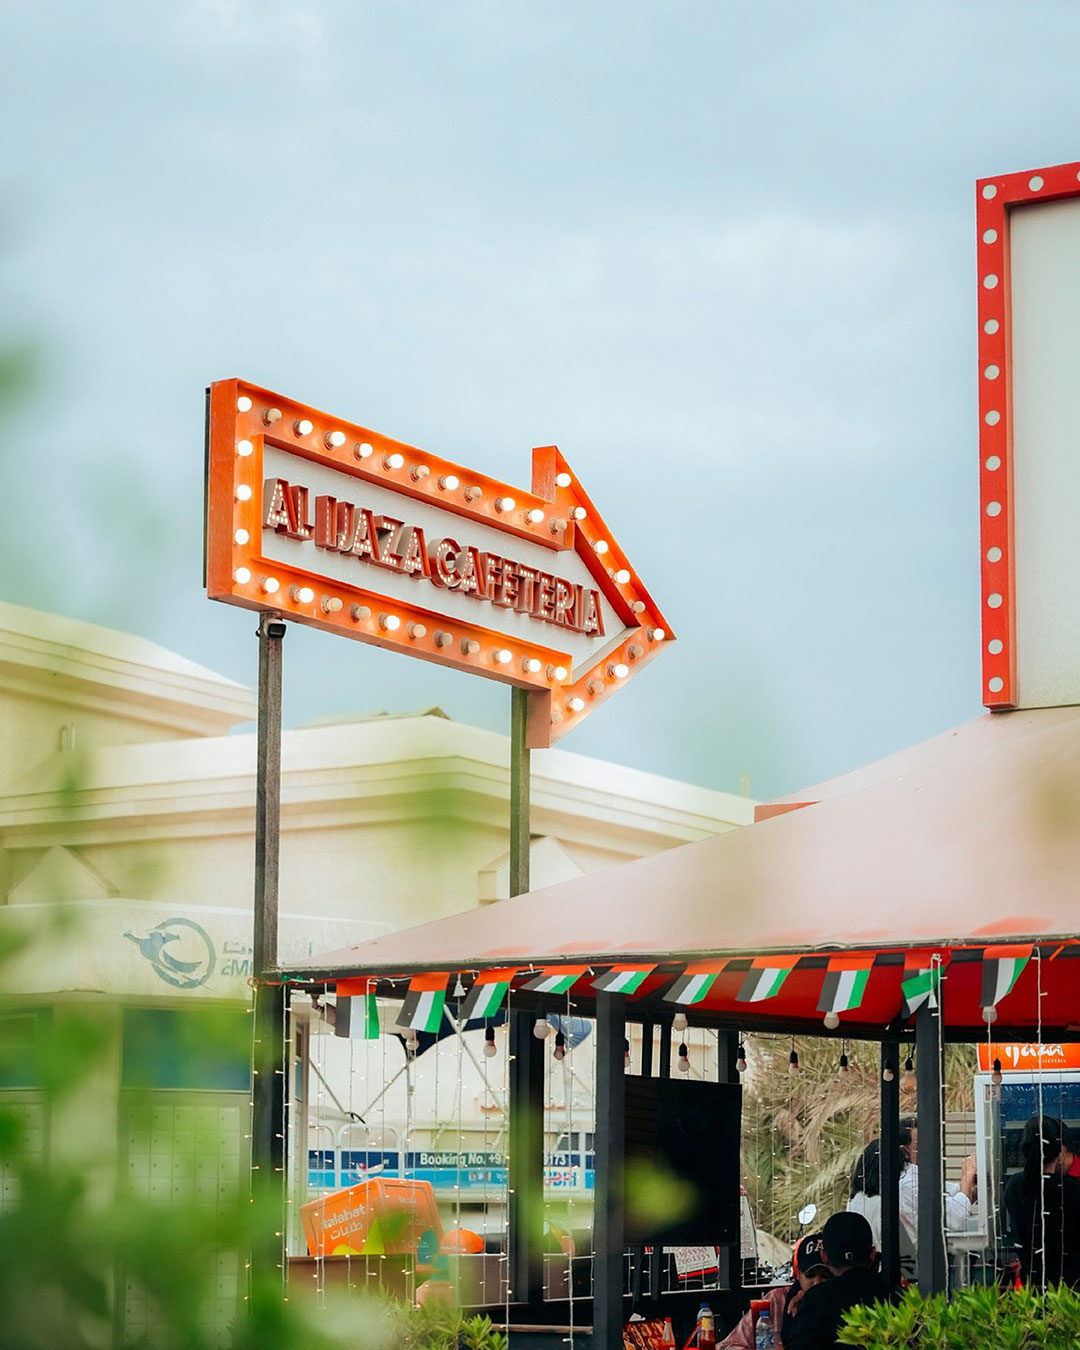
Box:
976;159;1080;709
205;379;674;745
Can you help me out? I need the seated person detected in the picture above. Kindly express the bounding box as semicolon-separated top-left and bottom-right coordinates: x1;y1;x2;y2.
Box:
719;1232;830;1349
783;1213;891;1350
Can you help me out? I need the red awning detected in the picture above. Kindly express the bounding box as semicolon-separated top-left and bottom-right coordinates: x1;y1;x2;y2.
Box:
289;706;1080;1031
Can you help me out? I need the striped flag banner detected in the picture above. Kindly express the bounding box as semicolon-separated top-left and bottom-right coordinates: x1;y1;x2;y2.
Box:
521;966;589;995
663;962;727;1006
593;964;656;995
335;979;381;1040
459;968;519;1021
817;956;874;1015
737;957;796;1004
400;973;450;1033
901;964;941;1019
981;944;1032;1008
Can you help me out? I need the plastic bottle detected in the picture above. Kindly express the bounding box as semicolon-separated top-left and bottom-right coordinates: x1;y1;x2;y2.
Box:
697;1303;716;1349
755;1311;775;1349
661;1318;676;1349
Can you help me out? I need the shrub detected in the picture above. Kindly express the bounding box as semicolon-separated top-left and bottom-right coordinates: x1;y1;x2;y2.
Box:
837;1282;1080;1349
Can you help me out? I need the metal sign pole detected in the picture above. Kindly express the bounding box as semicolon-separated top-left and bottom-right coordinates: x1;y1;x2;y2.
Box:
252;615;286;1288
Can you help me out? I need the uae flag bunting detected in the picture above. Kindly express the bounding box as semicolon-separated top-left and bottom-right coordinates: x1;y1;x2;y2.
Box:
664;966;724;1005
400;973;450;1033
737;957;796;1004
901;965;941;1019
817;958;873;1015
592;964;656;995
459;968;519;1021
522;966;589;995
981;945;1032;1008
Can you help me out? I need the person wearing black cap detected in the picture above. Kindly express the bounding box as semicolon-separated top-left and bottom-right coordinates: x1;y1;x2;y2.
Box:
719;1232;830;1349
782;1213;890;1350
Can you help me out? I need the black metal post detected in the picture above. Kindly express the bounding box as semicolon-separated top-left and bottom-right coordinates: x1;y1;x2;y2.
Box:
716;1029;741;1292
252;615;286;1287
640;1019;655;1079
916;1003;946;1294
595;991;627;1350
880;1039;901;1290
508;1007;545;1307
648;1011;672;1304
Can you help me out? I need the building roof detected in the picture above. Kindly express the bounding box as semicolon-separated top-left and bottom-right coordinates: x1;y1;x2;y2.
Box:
0;600;254;735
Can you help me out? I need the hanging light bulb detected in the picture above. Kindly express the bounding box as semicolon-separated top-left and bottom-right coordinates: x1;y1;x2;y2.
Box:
677;1042;690;1073
982;1004;999;1024
736;1043;747;1074
483;1025;497;1058
823;1011;840;1031
838;1052;850;1078
533;1016;551;1040
991;1057;1003;1087
405;1030;419;1053
902;1057;917;1093
788;1048;800;1076
882;1064;895;1083
553;1030;566;1061
672;1011;688;1032
624;1037;631;1070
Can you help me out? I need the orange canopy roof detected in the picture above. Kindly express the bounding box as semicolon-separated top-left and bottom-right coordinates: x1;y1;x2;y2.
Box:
289;706;1080;1033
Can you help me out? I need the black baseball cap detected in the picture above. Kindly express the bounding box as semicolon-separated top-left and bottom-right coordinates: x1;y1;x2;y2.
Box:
793;1232;827;1276
822;1212;874;1266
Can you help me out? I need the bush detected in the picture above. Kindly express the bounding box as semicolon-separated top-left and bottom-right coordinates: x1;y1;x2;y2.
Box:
837;1282;1080;1349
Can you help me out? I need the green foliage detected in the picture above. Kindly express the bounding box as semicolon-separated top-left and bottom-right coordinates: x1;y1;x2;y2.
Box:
837;1282;1080;1349
382;1302;506;1350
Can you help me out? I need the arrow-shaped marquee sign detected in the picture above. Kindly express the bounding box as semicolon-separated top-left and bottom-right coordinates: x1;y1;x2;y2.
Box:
205;379;673;746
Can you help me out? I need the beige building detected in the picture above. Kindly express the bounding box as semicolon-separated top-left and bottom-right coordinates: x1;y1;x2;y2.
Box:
0;599;752;1336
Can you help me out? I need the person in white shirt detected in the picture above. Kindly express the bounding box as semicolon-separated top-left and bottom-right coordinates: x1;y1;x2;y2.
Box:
897;1118;977;1249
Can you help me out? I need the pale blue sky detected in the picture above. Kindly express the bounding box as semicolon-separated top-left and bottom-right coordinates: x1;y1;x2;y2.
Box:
3;2;1079;798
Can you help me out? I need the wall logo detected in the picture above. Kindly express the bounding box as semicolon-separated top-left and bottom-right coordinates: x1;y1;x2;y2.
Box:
124;918;216;989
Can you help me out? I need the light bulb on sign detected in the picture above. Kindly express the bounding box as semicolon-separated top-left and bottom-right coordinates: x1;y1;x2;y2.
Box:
235;484;253;502
378;613;401;632
567;697;585;713
595;540;609;554
494;497;515;513
493;649;512;665
523;657;542;674
615;569;631;585
263;408;282;425
321;596;343;614
237;395;252;412
354;442;374;460
324;430;346;449
261;577;280;595
234;528;250;545
234;567;252;584
571;507;586;521
290;585;315;604
383;453;405;471
555;472;572;488
237;440;254;457
526;508;544;524
438;474;459;491
607;663;629;680
293;419;313;437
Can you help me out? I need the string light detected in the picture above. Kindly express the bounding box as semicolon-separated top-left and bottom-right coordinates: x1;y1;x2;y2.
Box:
736;1042;747;1074
882;1062;895;1083
902;1055;917;1094
533;1016;551;1040
788;1046;800;1076
823;1011;840;1030
553;1030;566;1061
991;1057;1003;1087
677;1042;690;1073
483;1025;497;1058
982;1004;998;1024
672;1011;688;1032
838;1051;850;1079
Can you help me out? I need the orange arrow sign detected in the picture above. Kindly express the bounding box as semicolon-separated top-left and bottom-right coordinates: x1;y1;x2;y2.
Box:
205;378;674;745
